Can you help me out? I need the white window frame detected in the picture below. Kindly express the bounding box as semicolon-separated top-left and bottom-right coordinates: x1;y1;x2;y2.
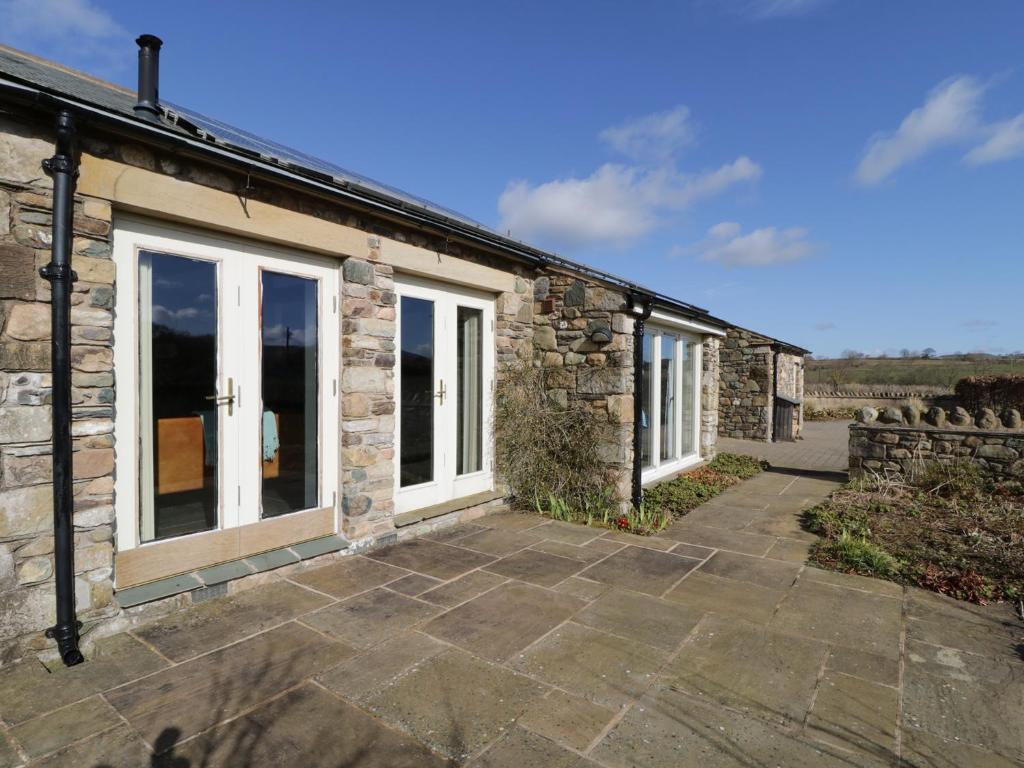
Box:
641;321;704;484
112;216;340;553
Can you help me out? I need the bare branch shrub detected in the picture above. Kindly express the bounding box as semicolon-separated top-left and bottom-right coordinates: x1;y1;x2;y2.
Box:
493;363;614;511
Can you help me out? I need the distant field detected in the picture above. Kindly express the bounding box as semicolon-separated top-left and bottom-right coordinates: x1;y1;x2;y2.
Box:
807;356;1023;389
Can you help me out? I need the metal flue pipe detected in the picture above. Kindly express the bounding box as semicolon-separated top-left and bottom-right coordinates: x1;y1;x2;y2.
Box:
41;109;84;667
133;34;163;122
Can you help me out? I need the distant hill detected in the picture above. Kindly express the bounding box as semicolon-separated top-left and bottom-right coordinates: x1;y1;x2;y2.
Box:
806;354;1023;389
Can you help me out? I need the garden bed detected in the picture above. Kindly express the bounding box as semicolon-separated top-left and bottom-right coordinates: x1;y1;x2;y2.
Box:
805;464;1024;603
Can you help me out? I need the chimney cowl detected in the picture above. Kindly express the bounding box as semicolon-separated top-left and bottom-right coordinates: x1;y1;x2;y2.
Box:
134;34;163;122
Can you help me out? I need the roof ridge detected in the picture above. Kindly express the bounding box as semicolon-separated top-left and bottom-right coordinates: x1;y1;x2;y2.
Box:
0;43;134;97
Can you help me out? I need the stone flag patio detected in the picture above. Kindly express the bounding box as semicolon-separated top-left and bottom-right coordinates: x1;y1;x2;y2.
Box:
1;463;1022;767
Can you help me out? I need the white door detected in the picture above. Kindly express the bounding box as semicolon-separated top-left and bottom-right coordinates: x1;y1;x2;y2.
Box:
395;276;494;513
113;217;339;550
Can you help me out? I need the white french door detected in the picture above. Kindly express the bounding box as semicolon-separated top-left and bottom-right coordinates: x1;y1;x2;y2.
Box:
394;276;494;513
113;217;339;551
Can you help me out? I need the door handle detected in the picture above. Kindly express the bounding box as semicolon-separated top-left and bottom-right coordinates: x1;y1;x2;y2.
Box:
205;377;236;415
434;379;446;405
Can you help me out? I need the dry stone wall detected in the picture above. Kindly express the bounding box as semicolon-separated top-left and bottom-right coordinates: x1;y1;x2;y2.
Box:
719;327;774;440
850;405;1024;480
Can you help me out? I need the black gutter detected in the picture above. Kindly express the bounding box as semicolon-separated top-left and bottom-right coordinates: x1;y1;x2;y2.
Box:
40;109;84;667
0;72;725;327
628;293;654;510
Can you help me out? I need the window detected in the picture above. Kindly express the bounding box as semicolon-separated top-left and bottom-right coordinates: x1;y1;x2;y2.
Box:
640;326;702;481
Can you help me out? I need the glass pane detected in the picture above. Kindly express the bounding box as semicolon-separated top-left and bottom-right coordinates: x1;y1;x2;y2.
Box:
660;336;676;461
139;250;218;542
261;272;319;517
680;340;697;455
401;296;434;486
640;332;653;467
457;306;483;475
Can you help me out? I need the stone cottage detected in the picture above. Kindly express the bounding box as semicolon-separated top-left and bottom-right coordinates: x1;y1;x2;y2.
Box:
0;39;730;664
718;325;808;442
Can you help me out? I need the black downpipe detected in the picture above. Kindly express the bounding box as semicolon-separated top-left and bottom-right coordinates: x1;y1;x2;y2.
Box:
629;294;654;509
41;109;84;667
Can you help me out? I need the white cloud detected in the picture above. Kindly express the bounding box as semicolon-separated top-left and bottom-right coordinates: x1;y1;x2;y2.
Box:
263;324;310;346
855;76;985;185
498;158;761;247
599;106;696;163
742;0;829;18
677;221;819;267
964;113;1024;166
0;0;128;73
152;305;201;324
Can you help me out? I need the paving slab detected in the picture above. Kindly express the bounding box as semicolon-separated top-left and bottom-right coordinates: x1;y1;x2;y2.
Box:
0;733;20;768
157;682;447;767
0;633;167;725
517;689;617;751
32;724;152;768
771;578;902;660
668;542;715;560
683;504;765;531
664;570;787;624
531;520;604;546
316;631;447;703
825;645;900;687
741;511;819;541
365;649;548;761
7;695;121;760
510;622;667;710
599;530;677;551
661;521;776;556
764;537;812;563
422;582;583;662
900;727;1021;768
665;615;828;726
456;527;542;557
480;510;546;532
573;589;703;652
902;638;1024;761
133;580;331;661
105;622;353;748
289;555;407;599
302;587;438;649
698;550;802;590
483;548;585;587
423;521;489;543
550;576;613;602
592;683;864;768
802;564;905;598
419;569;507;608
529;539;616;565
367;538;495;579
386;572;443;596
469;726;587;767
904;588;1023;660
805;672;899;762
579;545;701;597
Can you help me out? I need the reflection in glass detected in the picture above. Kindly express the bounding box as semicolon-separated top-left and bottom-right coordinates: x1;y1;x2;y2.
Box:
640;332;653;467
457;307;483;475
681;340;697;455
138;250;218;542
261;272;319;517
660;335;676;461
401;296;434;486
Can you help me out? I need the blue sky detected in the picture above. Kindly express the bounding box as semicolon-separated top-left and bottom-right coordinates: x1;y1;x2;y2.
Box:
3;0;1023;357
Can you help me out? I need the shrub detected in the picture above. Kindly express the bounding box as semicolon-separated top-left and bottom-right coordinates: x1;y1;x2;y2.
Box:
494;363;615;513
954;373;1024;412
708;452;765;479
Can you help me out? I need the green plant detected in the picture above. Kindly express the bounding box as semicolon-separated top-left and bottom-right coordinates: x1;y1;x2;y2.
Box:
708;452;765;479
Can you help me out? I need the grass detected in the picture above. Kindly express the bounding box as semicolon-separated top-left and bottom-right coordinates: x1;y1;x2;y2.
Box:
805;463;1024;603
807;355;1023;389
533;452;766;536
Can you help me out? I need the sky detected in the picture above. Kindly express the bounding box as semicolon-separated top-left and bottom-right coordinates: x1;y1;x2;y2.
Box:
3;0;1023;357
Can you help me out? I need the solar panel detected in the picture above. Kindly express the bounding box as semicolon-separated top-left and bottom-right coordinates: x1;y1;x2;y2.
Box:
163;102;492;230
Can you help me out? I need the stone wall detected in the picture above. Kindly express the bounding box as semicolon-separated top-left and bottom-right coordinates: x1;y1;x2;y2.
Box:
776;351;804;439
849;404;1024;480
1;116;119;664
718;327;774;441
532;274;634;504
